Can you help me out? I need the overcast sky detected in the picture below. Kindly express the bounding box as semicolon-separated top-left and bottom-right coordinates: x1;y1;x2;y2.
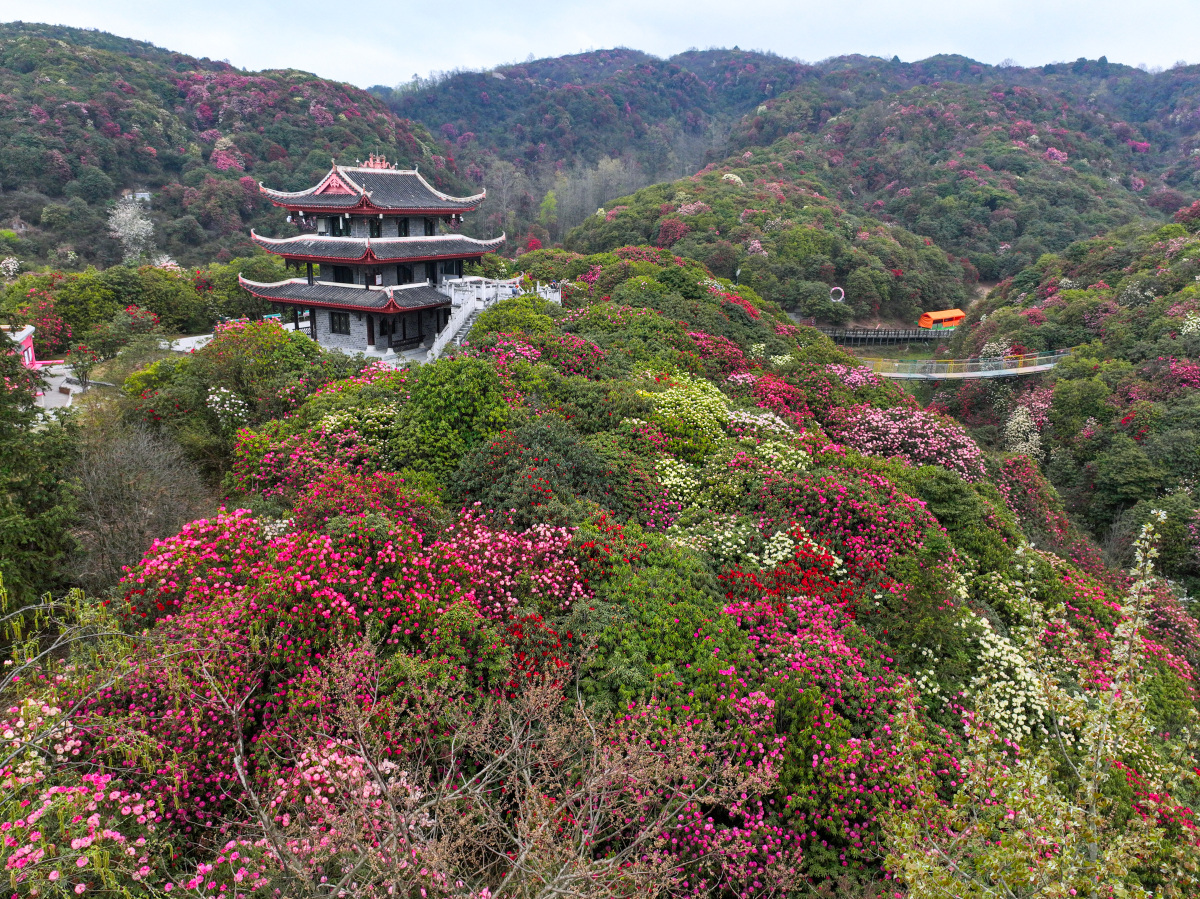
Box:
1;0;1197;88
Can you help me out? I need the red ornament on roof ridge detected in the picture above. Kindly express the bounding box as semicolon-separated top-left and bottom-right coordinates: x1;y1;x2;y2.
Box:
363;153;395;170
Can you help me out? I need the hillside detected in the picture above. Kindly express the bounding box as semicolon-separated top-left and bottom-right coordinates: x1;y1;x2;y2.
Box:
370;48;816;182
562;154;972;323
0;22;463;270
387;50;1200;278
6;243;1200;895
731;79;1164;278
940;208;1200;595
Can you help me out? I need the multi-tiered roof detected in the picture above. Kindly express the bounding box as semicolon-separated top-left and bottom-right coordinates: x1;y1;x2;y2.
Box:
239;155;503;317
258;158;486;216
248;233;505;266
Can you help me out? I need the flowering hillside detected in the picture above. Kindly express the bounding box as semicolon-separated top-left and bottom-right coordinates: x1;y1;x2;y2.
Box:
731;81;1161;280
4;244;1200;897
941;212;1200;600
0;23;463;270
563;160;972;323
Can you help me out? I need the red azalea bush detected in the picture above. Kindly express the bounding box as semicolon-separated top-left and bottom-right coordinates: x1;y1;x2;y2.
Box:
291;468;438;535
15;288;72;356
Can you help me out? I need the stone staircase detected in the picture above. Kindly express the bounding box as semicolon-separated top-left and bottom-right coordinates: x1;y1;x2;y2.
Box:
450;310;479;347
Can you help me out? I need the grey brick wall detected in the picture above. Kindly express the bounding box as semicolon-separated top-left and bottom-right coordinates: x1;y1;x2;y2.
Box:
313;307;369;352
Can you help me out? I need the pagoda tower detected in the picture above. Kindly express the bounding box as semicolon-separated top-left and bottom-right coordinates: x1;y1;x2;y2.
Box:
239;154;504;355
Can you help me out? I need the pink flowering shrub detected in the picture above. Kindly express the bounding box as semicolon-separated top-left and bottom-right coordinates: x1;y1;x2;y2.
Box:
0;772;183;896
750;372;811;427
824;405;987;482
98;507;568;833
824;363;882;389
613;245;673;264
291;468;437;535
656;218;690;247
756;470;941;569
432;506;591;619
524;332;607;377
688;331;751;377
1144;356;1200;395
230;423;382;497
470;335;542;367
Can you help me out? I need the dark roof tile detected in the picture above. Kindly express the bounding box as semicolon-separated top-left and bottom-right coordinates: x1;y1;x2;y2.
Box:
237;278;450;312
261;166;485;212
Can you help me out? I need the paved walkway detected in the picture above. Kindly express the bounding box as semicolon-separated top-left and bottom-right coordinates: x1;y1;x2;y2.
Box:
33;365;83;410
161;333;213;352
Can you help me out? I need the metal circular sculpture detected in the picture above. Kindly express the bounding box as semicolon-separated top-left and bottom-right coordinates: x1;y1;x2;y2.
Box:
830;286;845;304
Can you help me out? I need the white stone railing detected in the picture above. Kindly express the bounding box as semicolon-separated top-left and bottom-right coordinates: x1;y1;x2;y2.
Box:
436;276;561;307
425;276;562;361
427;298;478;361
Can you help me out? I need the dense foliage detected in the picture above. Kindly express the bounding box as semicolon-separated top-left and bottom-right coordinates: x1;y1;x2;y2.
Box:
4;244;1199;898
2;254;290;342
735;81;1157;279
385;49;1200;283
4;28;1200;899
943;216;1200;598
0;22;466;270
564;166;971;323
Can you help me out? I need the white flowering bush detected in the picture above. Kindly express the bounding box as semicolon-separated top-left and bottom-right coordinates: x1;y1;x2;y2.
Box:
1003;405;1043;460
979;339;1011;360
259;517;294;540
747;437;810;473
1182;312;1200;336
0;256;19;279
656;456;701;505
321;403;399;448
726;407;792;437
885;519;1195;896
207;387;251;432
965;608;1049;740
108;196;156;264
721;173;744;185
758;529;796;568
1118;278;1158;307
669;513;762;569
1;697;81;785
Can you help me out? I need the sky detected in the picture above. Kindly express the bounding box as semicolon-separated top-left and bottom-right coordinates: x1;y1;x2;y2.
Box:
0;0;1198;88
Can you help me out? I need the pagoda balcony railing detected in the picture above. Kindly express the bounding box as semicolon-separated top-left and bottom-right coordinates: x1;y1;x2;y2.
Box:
435;275;561;308
427;276;561;362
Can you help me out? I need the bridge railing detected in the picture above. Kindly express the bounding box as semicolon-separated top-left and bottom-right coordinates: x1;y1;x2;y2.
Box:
862;350;1073;378
819;327;953;343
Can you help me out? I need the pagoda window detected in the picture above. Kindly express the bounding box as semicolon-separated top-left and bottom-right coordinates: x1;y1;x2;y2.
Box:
369;219;383;239
423;217;436;236
397;264;414;284
330;217;351;237
330;265;354;284
398;218;410;237
330;311;351;335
